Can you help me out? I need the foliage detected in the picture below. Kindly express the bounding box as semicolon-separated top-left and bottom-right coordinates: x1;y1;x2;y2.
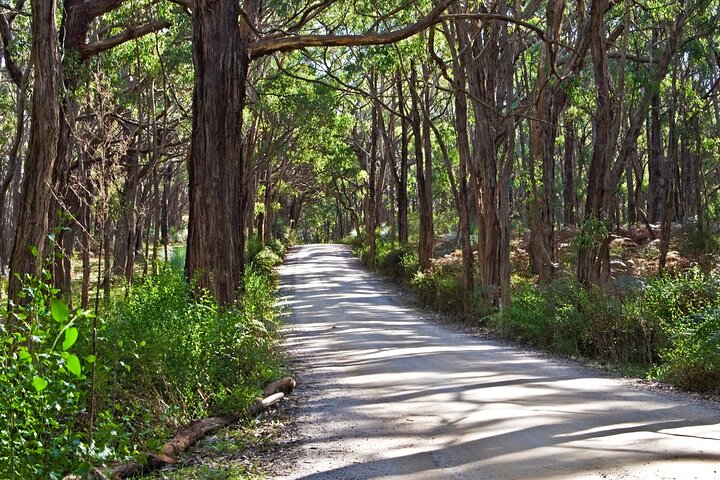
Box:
0;258;284;477
0;275;95;479
638;268;720;391
375;241;417;279
102;263;283;425
410;255;465;315
488;269;720;391
675;223;720;258
654;306;720;392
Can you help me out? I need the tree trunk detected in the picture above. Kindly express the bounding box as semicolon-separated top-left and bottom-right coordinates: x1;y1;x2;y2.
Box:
563;119;577;226
185;0;249;303
577;0;612;287
529;0;565;283
451;60;474;317
409;64;433;271
648;89;664;224
7;0;61;305
397;72;409;245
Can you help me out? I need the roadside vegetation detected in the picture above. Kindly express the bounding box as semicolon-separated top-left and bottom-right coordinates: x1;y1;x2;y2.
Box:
0;238;287;479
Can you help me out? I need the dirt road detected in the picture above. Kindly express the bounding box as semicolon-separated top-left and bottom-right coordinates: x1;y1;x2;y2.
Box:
275;244;720;479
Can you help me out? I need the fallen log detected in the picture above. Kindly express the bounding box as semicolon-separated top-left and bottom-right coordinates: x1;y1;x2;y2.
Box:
107;378;294;479
248;392;284;416
263;376;296;397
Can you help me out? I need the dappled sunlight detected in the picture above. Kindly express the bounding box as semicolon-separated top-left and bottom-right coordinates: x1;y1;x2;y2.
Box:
277;244;720;480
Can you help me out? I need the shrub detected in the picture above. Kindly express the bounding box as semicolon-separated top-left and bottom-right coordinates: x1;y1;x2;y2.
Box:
376;241;417;280
410;256;465;315
489;283;553;345
266;238;286;258
1;248;285;477
245;235;265;262
491;280;648;362
639;269;720;391
249;246;283;281
654;307;720;392
676;222;720;258
0;275;96;479
102;264;283;425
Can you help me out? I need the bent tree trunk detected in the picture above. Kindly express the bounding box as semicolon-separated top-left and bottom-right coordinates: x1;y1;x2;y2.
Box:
7;0;61;305
185;0;248;303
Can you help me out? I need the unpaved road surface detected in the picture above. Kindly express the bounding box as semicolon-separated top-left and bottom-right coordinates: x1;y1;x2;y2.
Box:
275;244;720;479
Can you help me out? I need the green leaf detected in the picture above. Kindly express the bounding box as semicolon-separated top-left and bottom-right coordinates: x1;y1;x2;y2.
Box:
76;462;92;476
62;327;78;351
84;355;96;363
18;348;31;361
63;353;82;377
51;299;69;323
32;377;48;393
30;245;39;257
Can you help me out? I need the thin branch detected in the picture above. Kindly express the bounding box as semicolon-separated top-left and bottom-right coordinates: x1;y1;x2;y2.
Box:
79;19;170;58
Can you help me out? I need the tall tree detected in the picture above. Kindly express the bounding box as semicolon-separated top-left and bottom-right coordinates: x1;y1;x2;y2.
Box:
181;0;454;302
7;0;60;305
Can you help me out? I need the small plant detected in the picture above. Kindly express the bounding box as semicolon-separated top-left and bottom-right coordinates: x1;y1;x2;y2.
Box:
573;216;610;251
0;274;96;479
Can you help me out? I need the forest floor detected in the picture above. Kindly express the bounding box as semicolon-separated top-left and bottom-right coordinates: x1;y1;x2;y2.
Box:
265;243;720;480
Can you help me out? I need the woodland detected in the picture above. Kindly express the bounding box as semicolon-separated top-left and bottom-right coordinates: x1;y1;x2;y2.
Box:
1;0;720;477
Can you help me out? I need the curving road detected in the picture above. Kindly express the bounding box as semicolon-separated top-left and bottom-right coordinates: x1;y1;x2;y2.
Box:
275;244;720;480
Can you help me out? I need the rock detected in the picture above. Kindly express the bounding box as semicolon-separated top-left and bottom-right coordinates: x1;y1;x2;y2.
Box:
613;275;647;292
647;239;661;250
610;260;627;270
610;237;639;250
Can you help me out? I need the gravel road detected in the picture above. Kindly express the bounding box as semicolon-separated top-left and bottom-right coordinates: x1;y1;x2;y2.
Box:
274;244;720;480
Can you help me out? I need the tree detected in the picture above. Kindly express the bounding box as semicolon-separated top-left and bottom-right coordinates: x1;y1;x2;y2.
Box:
6;0;169;305
182;0;455;302
6;0;60;305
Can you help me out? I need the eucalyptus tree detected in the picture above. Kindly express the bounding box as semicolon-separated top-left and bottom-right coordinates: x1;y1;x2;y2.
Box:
445;0;543;306
577;0;702;285
5;0;170;305
0;0;29;277
171;0;455;303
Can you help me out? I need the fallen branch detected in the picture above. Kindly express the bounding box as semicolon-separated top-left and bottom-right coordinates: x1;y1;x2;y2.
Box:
107;377;295;479
264;376;296;397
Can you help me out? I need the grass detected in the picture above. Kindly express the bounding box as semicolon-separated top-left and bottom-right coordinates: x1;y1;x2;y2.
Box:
145;417;286;480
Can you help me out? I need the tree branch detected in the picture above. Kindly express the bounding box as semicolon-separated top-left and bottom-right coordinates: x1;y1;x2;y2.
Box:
247;0;455;59
0;14;21;86
78;19;170;58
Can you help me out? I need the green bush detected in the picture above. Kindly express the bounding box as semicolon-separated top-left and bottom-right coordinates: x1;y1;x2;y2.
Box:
266;238;286;258
376;241;417;280
245;235;265;262
249;246;283;281
102;264;282;425
676;223;720;258
1;247;285;478
0;275;95;479
654;307;720;392
410;257;465;315
639;268;720;391
491;281;649;362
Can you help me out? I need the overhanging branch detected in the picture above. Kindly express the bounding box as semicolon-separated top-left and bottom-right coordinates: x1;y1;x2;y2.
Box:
247;0;455;59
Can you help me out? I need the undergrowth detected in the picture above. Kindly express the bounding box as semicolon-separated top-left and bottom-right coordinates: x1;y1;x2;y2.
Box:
0;239;287;478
